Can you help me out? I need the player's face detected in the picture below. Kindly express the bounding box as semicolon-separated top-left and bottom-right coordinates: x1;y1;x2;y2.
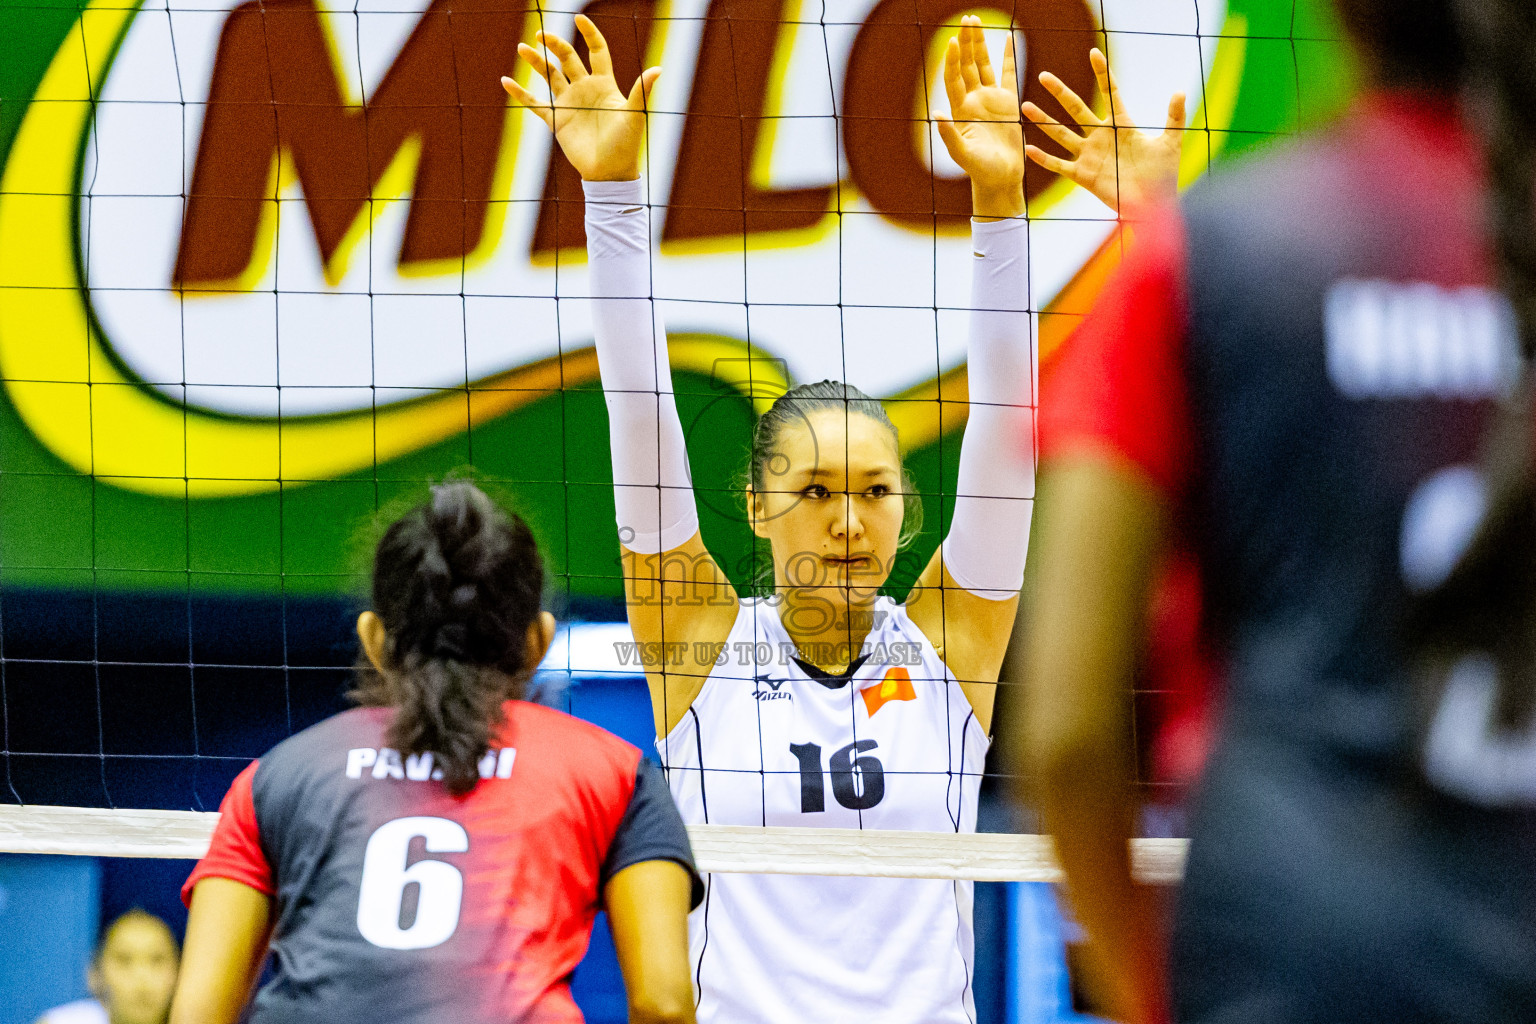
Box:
751;410;905;604
91;916;179;1024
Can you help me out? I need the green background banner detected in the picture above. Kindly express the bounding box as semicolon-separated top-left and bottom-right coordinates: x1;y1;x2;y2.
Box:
0;0;1355;602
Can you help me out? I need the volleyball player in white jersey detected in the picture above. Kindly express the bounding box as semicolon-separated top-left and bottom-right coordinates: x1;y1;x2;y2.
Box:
504;17;1181;1021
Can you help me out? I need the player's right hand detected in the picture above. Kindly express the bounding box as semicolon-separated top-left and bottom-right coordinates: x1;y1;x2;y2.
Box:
934;15;1026;220
502;15;661;182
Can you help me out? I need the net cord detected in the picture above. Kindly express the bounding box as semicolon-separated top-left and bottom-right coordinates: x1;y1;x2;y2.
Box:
0;805;1184;884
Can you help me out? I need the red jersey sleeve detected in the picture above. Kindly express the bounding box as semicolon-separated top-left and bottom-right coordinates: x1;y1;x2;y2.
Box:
1040;206;1195;499
182;761;274;906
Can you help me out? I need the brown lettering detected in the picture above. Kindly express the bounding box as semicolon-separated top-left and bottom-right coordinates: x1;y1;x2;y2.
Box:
174;0;528;287
662;0;835;244
530;0;660;259
843;0;1098;229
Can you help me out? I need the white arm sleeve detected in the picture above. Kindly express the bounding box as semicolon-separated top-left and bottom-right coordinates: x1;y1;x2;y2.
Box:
584;178;700;554
940;217;1037;598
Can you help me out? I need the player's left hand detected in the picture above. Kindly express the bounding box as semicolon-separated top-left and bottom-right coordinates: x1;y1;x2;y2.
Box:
1023;48;1185;212
934;15;1025;221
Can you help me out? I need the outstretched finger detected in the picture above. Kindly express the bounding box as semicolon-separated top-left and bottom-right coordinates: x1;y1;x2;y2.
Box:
539;30;588;83
1025;143;1076;180
523;39;571;96
518;41;555;87
1090;48;1133;127
972;19;997;88
942;37;967;113
625;65;662;111
1022;102;1083;155
957;18;981;91
1164;91;1188;132
1001;33;1018;100
547;57;570;96
501;76;555;130
1038;70;1099;129
573;14;614;79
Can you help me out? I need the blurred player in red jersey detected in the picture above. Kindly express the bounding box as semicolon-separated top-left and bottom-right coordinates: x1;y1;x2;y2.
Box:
169;481;702;1024
1014;1;1536;1022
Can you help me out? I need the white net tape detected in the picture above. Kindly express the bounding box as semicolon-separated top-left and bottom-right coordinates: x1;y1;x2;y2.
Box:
0;805;1185;884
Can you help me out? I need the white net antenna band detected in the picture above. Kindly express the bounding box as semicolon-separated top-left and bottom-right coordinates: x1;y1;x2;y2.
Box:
0;805;1185;885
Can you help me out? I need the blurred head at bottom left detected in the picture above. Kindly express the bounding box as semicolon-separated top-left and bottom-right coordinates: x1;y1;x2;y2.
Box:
35;909;180;1024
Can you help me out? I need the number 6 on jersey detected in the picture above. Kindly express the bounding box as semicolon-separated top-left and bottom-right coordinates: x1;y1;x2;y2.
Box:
356;816;470;950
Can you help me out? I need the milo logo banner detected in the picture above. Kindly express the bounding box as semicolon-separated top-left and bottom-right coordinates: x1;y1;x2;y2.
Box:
0;0;1347;599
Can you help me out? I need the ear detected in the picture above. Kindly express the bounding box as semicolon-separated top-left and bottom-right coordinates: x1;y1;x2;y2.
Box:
87;963;102;999
525;611;556;669
357;611;388;673
746;485;770;540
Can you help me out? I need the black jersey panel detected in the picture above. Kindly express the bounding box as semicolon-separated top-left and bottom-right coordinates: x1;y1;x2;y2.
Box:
1172;737;1536;1024
1180;121;1495;764
601;758;704;907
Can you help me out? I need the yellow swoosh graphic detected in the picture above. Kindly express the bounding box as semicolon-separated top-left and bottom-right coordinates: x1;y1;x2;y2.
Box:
1179;13;1248;188
0;0;1241;499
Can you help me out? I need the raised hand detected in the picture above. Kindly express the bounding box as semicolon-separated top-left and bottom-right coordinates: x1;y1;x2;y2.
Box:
933;15;1025;221
501;15;661;182
1023;48;1185;212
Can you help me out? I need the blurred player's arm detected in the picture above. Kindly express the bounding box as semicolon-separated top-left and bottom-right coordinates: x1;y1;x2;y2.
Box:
606;860;698;1024
169;878;273;1024
1017;454;1169;1024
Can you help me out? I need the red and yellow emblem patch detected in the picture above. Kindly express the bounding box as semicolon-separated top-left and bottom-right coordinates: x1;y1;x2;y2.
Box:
861;667;917;717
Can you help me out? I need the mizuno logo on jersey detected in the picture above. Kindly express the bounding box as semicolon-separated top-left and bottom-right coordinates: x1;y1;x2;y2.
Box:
861;668;917;717
1325;279;1518;400
345;746;517;781
753;677;792;702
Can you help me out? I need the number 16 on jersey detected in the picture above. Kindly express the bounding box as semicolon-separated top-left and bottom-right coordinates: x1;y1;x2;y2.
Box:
789;741;886;812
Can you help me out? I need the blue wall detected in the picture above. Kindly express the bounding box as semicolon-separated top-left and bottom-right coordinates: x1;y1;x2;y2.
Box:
0;856;100;1024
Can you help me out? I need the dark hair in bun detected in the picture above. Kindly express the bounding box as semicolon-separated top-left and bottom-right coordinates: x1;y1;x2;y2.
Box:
353;481;545;794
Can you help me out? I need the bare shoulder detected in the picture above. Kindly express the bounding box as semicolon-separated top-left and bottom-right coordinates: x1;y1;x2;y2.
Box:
620;531;742;736
904;547;1018;731
622;531;739;650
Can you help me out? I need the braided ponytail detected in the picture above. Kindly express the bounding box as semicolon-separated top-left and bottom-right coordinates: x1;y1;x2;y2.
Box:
354;482;546;794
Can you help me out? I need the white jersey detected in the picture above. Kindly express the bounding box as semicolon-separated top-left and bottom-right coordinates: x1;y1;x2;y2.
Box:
659;596;990;1024
36;1001;107;1024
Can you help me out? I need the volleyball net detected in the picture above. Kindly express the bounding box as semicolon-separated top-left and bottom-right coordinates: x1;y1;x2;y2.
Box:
0;804;1186;884
0;0;1348;884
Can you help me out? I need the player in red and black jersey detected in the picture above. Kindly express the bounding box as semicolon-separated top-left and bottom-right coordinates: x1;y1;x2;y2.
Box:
1016;1;1536;1022
169;482;702;1024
